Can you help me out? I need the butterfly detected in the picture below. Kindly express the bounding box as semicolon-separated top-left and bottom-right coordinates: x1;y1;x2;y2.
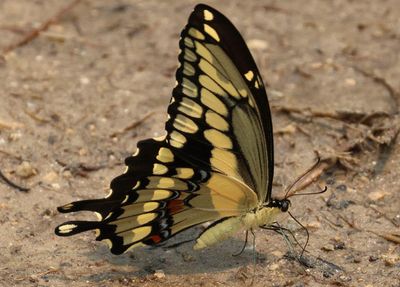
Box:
55;3;291;255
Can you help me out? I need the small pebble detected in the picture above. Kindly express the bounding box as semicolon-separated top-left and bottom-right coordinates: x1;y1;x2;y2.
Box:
80;76;90;85
306;221;321;229
9;132;22;141
277;124;297;134
384;255;398;267
42;171;58;184
336;184;347;192
334;242;345;250
368;190;390;201
51;183;61;190
339;275;352;282
310;62;323;69
153;269;165;279
321;244;335;252
369;255;378;262
62;170;72;178
268;263;280;271
271;250;284;258
323;271;331;278
181;252;195;262
15;161;37;178
345;78;356;86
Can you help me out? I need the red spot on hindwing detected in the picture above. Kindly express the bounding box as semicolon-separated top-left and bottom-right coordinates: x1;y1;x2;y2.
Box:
167;199;185;214
149;235;162;243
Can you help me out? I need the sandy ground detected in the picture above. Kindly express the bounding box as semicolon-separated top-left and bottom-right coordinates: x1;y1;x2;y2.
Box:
0;0;399;286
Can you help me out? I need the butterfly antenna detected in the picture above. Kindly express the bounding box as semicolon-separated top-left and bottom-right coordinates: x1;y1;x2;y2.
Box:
288;211;309;258
284;156;322;198
232;231;249;257
290;185;328;197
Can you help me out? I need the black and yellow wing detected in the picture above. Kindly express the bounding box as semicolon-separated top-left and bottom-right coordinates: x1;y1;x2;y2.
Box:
168;4;274;201
55;4;274;255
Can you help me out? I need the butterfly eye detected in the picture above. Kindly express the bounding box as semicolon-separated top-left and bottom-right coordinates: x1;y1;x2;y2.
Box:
281;200;290;212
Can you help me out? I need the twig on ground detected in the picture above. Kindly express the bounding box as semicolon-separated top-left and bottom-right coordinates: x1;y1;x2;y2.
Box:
110;111;155;138
369;205;400;228
0;169;30;192
24;109;51;124
0;118;24;130
367;230;400;245
273;104;400;190
41;31;103;48
272;104;390;125
15;268;60;282
337;214;361;231
352;66;400;112
0;149;22;160
55;159;107;177
2;0;82;54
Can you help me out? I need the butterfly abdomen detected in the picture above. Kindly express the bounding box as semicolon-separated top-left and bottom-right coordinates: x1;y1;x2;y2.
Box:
194;217;243;250
194;207;281;249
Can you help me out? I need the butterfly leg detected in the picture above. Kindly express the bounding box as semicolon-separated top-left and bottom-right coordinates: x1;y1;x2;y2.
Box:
232;230;248;257
250;228;256;285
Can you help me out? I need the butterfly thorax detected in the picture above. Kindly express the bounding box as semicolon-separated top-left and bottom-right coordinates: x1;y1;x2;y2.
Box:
242;205;283;229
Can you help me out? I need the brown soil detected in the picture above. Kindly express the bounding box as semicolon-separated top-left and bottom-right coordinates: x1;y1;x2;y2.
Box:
0;1;399;286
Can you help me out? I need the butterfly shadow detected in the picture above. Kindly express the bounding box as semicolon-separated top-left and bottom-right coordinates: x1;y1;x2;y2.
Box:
80;229;270;282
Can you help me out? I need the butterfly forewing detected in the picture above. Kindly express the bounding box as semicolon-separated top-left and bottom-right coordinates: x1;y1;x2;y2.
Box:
167;4;274;202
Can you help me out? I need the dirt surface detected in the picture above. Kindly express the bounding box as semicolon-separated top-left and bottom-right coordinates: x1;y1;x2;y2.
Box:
1;1;399;286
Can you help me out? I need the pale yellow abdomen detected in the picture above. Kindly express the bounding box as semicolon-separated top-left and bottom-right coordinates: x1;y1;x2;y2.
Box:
194;207;281;249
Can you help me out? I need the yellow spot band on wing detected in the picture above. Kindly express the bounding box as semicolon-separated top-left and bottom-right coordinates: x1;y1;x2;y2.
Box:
174;168;194;179
173;114;199;134
156;177;176;189
153;163;168;175
205;110;229;131
188;27;205;40
183;62;195;76
182;77;198;97
204;24;220;42
183;37;194;48
136;189;172;202
121;202;159;218
57;224;77;234
199;75;226;97
113;213;157;233
200;88;229;116
178;97;203;118
204;129;232;149
203;9;214;21
244;70;254;81
184;49;197;62
120;226;152;246
156;147;174;163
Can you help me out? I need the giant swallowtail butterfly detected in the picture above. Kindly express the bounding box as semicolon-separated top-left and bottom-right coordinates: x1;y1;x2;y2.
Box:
55;4;291;254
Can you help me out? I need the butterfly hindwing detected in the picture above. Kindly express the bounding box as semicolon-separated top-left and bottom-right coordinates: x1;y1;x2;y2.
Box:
56;138;258;254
